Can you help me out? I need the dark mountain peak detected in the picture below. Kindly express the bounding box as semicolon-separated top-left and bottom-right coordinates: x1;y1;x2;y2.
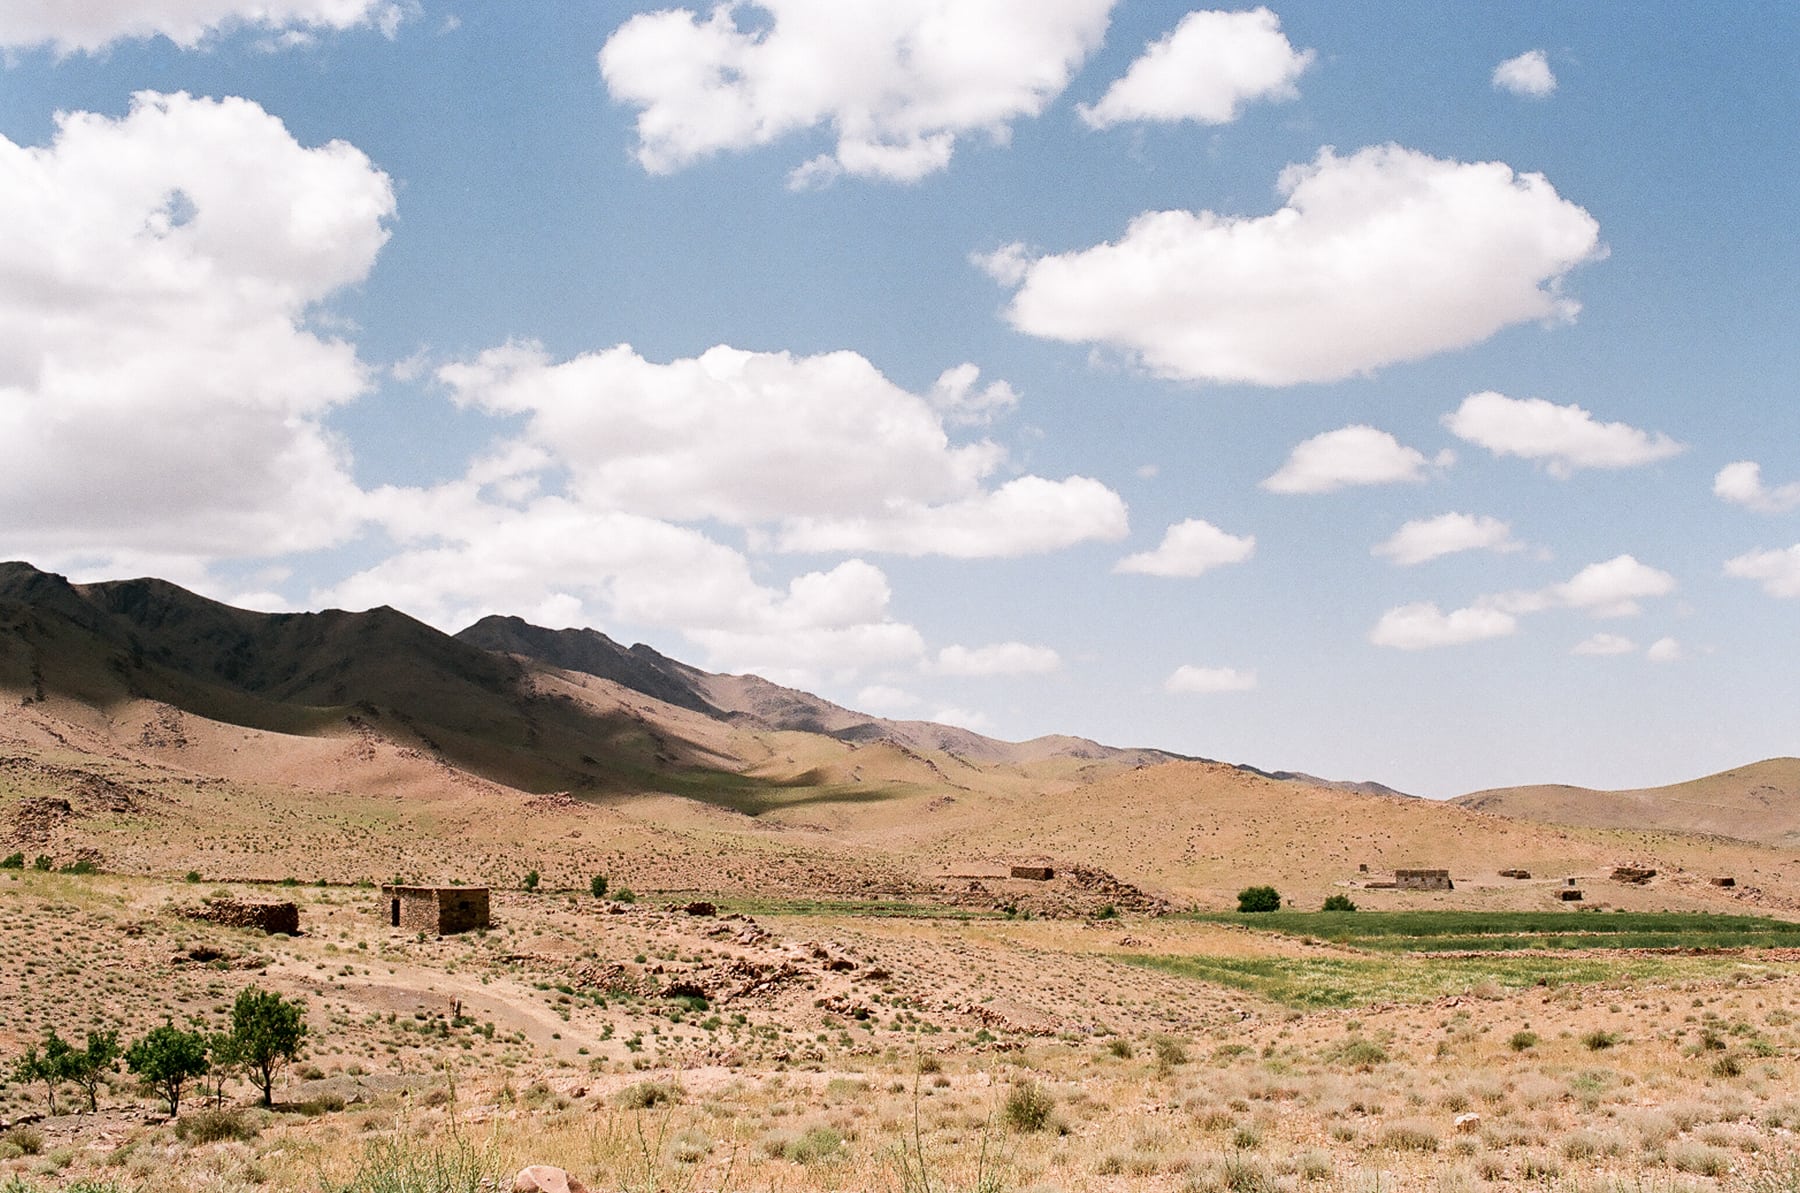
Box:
455;616;720;718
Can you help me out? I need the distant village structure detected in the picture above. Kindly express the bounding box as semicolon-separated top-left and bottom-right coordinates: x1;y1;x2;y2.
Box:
1393;869;1454;891
384;885;489;935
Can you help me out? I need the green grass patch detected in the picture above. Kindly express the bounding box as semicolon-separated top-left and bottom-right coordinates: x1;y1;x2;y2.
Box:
1120;950;1783;1010
1178;909;1800;952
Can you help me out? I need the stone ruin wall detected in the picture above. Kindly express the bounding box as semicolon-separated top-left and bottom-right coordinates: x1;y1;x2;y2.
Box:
181;899;300;935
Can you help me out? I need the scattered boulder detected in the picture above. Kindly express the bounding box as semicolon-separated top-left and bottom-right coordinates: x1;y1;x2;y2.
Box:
513;1166;591;1193
683;901;717;917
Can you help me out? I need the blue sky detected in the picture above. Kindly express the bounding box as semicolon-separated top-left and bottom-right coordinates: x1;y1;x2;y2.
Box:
1;2;1795;797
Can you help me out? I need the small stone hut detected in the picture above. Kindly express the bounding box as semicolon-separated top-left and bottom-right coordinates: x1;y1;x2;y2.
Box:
1009;865;1055;881
1394;869;1454;891
383;885;489;935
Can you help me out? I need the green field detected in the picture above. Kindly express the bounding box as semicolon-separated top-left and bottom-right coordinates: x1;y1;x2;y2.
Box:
1179;909;1800;953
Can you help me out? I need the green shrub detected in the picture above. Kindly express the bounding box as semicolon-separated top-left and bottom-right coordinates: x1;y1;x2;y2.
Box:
1237;886;1281;913
589;874;607;898
184;871;201;883
1106;1037;1133;1059
612;887;635;904
1581;1029;1619;1051
616;1080;680;1109
0;852;25;869
1508;1030;1539;1051
782;1126;843;1164
522;870;539;892
31;855;52;871
2;1125;44;1155
1001;1081;1053;1133
58;860;98;875
175;1108;258;1143
1151;1034;1189;1068
1327;1037;1389;1069
1321;894;1357;912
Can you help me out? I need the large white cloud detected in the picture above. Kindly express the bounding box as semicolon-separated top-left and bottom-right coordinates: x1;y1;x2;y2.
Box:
776;475;1127;558
600;0;1115;186
1725;545;1800;598
1368;603;1518;651
931;642;1061;676
1492;50;1556;98
441;342;1125;559
1372;554;1675;650
1078;8;1312;129
319;485;926;682
1262;426;1445;494
0;91;393;569
1114;518;1254;576
1373;513;1519;566
1715;461;1800;514
0;1;413;53
1444;392;1684;475
981;144;1602;386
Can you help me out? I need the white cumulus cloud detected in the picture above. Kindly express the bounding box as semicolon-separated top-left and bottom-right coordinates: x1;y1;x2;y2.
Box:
1115;518;1254;576
439;342;1124;559
599;0;1115;185
1714;461;1800;514
1492;49;1556;98
1164;665;1257;694
1078;7;1312;128
982;144;1602;386
1725;545;1800;598
1262;426;1444;494
1444;391;1684;475
1646;637;1682;663
1368;603;1518;650
1572;633;1637;657
775;475;1128;558
0;91;393;574
1494;555;1677;618
0;0;414;53
931;642;1061;676
1373;513;1519;566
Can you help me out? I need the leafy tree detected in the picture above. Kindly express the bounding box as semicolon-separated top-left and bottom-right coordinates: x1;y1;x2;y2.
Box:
204;1030;242;1109
589;874;608;899
522;870;540;892
31;855;52;871
229;987;308;1107
65;1029;121;1111
1236;885;1282;913
1321;894;1358;912
11;1028;74;1113
126;1024;211;1117
0;851;23;869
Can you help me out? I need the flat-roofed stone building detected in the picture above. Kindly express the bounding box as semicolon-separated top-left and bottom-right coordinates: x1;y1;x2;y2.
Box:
383;885;489;935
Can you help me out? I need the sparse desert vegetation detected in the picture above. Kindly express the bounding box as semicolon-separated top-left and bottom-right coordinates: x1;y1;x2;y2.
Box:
4;866;1800;1191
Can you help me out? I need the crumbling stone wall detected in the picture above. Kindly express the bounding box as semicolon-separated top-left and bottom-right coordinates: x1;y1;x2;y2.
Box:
1394;869;1453;891
181;899;299;935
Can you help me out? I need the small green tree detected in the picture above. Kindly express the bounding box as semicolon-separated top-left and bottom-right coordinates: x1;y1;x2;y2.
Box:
205;1030;242;1109
1236;885;1282;913
0;851;24;869
12;1029;74;1114
31;855;52;871
522;870;540;892
65;1029;121;1112
589;874;608;899
1321;894;1358;912
126;1024;211;1117
229;987;307;1107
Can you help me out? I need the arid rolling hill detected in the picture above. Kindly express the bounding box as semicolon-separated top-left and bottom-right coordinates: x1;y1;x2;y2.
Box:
1454;758;1800;847
4;560;1800;918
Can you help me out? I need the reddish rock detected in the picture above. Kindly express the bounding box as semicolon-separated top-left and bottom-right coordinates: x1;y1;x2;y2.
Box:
513;1165;590;1193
